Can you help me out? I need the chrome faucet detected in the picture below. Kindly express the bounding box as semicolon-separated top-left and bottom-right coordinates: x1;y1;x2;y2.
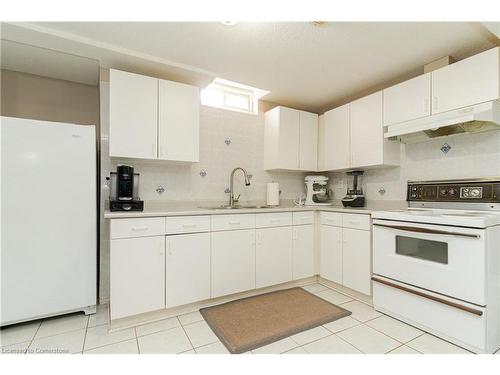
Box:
229;167;251;207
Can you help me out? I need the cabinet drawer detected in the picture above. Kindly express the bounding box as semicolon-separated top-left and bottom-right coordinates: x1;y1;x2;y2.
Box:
211;214;255;231
342;213;371;231
320;211;342;226
165;215;210;234
110;217;166;239
256;212;292;228
293;211;314;225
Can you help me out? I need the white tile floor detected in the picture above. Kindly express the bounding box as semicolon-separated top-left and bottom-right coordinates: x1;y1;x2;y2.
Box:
0;283;491;355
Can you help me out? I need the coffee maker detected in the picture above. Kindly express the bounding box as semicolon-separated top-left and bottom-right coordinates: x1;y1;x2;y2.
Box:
341;170;365;207
109;165;144;211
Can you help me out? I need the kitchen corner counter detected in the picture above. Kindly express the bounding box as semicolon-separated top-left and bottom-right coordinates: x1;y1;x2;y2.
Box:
103;200;407;218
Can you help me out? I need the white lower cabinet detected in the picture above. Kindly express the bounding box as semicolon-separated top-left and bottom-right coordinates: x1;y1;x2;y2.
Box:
211;229;256;298
320;225;343;284
292;225;315;280
256;226;293;288
165;233;211;308
320;212;372;295
110;236;165;320
342;228;371;295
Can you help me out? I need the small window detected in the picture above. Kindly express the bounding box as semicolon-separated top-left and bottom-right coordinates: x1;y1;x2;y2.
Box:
201;78;269;114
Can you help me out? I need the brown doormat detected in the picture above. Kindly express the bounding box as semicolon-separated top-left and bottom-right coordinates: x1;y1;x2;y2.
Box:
200;287;352;354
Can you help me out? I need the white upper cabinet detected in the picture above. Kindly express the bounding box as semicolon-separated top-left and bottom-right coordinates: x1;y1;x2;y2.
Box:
109;69;200;162
158;80;200;162
109;69;158;159
350;91;399;169
299;110;318;170
318;104;350;171
264;106;318;171
383;73;431;126
431;47;500;114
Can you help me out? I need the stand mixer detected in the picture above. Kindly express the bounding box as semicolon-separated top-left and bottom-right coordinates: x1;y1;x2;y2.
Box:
304;176;332;206
342;171;366;207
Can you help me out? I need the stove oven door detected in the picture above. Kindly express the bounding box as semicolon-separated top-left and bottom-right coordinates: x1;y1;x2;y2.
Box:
372;219;486;306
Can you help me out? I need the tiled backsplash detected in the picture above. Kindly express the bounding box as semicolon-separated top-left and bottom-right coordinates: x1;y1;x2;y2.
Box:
329;131;500;201
101;89;306;204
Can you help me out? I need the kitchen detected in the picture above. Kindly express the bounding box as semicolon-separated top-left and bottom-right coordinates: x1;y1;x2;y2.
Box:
1;4;500;374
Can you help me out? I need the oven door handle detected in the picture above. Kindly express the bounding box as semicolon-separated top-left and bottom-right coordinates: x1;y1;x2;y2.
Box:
372;276;483;316
372;223;480;239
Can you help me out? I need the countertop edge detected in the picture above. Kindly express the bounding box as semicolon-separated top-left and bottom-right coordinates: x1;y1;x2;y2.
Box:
103;205;384;219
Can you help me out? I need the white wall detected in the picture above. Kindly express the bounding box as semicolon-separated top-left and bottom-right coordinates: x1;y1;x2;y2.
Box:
328;131;500;201
99;82;306;301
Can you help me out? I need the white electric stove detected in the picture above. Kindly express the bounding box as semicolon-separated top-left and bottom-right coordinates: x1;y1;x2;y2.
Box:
371;178;500;354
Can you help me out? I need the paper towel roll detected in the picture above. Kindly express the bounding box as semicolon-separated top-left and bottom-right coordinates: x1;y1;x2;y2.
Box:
266;182;280;206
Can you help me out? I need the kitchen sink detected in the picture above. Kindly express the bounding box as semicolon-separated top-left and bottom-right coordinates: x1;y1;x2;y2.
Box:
198;204;274;210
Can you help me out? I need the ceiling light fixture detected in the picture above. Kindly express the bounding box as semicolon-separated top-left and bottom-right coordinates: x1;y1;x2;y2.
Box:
312;21;328;27
220;21;237;26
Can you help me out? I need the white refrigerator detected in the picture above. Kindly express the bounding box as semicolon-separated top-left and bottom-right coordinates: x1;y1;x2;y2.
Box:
1;116;97;326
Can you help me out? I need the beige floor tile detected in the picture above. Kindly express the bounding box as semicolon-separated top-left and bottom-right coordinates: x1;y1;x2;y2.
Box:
406;334;471;354
283;346;308;354
178;311;204;326
388;345;421;354
180;349;196;354
88;304;109;328
36;314;88;339
290;326;331;346
84;325;135;351
315;289;353;305
301;283;328;294
323;316;360;333
29;329;86;354
302;335;361;354
183;320;218;348
337;324;400;354
252;337;298;354
1;341;30;354
84;339;138;354
366;315;423;343
0;321;41;347
138;326;192;354
135;317;180;337
340;301;382;322
195;341;230;354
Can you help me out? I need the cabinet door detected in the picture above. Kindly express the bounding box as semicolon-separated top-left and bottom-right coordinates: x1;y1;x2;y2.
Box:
383;73;431;125
211;229;256;298
166;233;210;308
299;111;318;171
158;80;200;162
432;47;500;114
109;69;158;159
320;104;350;171
278;107;300;170
319;225;343;283
292;225;314;280
342;228;371;295
256;226;293;288
110;236;165;319
350;91;384;168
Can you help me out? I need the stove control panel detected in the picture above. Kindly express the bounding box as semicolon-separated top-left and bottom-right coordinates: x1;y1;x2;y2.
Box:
407;180;500;203
460;187;482;199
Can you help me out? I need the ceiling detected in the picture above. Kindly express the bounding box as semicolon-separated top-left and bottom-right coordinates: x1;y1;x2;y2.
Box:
2;22;499;113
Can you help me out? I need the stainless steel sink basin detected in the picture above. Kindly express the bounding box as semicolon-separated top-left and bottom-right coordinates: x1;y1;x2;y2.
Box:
198;204;274;210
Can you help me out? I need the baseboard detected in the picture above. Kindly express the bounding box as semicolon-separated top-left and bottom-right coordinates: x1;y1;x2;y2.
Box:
317;277;373;305
109;276;318;332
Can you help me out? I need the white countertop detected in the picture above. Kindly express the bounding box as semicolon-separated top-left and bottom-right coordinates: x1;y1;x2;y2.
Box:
103;200;407;219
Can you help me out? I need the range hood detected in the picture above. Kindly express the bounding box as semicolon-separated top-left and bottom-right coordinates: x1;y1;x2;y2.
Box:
384;101;500;143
